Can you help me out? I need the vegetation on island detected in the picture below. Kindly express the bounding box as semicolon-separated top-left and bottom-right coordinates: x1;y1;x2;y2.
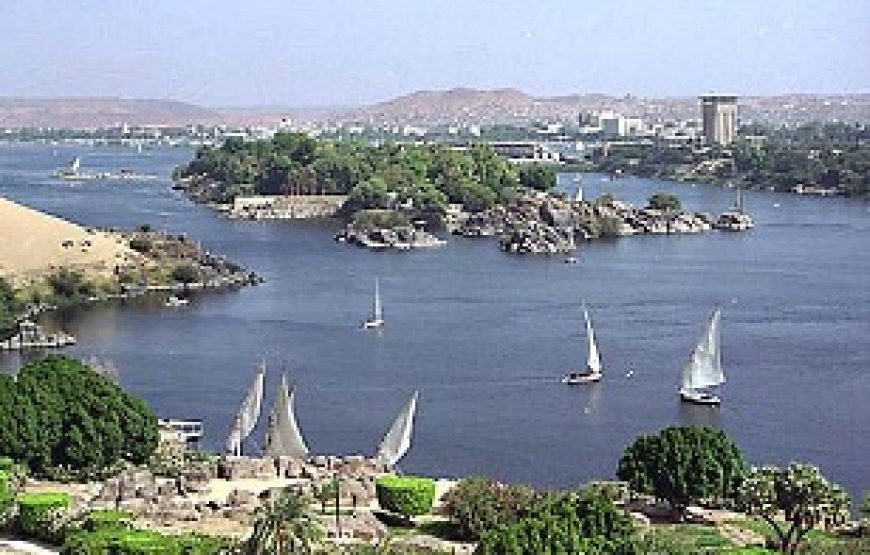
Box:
173;132;557;217
592;122;870;197
0;356;158;479
0;278;22;340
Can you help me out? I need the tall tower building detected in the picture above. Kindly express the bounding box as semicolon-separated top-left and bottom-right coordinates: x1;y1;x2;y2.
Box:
699;94;738;146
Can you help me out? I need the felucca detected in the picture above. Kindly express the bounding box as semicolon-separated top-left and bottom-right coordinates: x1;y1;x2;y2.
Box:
374;391;419;468
679;309;725;405
362;278;385;329
562;304;603;384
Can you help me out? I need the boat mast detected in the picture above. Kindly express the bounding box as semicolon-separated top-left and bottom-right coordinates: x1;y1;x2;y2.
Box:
373;278;382;321
226;359;266;456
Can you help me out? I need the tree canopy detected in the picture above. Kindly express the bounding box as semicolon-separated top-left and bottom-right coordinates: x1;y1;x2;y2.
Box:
616;426;745;515
175;133;557;214
475;490;637;554
0;356;158;477
736;463;850;553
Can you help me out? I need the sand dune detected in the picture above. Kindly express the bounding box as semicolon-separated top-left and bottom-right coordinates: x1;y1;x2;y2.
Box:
0;196;136;284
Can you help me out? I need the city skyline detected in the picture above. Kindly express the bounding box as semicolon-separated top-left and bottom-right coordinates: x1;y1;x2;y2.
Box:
0;0;868;107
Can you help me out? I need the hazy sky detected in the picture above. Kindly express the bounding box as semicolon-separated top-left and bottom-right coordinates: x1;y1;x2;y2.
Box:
1;0;867;106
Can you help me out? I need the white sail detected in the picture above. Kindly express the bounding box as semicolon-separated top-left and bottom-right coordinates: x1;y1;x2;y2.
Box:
681;310;724;390
226;360;266;455
263;374;309;459
373;278;383;322
584;307;602;376
573;186;584;203
375;391;418;467
71;157;80;172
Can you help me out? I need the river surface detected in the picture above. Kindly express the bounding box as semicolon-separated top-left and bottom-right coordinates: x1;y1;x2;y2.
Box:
1;143;868;498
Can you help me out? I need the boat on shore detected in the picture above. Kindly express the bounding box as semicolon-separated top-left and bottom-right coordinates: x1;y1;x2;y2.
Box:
562;305;602;384
679;309;725;405
0;320;76;351
714;189;755;232
165;295;189;307
362;278;385;329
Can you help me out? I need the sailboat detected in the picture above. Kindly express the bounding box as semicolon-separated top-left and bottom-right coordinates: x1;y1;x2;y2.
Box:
225;360;266;456
374;391;419;468
679;309;725;405
263;374;309;459
362;278;385;329
562;305;602;384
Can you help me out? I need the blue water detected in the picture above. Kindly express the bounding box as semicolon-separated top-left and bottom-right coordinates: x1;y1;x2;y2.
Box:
1;143;868;499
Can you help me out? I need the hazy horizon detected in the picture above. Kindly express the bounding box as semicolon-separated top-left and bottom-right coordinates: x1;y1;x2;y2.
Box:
1;0;867;107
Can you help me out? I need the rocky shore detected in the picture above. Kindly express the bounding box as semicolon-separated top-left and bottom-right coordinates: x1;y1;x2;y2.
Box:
334;224;446;251
450;191;727;255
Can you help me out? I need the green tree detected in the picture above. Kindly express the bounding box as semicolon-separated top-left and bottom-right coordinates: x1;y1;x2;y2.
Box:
647;191;682;211
442;477;535;541
617;426;745;517
736;463;850;554
0;356;158;477
0;278;21;340
517;163;556;191
245;488;322;554
476;490;636;554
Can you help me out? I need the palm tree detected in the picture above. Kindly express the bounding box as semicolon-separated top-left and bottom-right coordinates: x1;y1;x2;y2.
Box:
244;487;323;554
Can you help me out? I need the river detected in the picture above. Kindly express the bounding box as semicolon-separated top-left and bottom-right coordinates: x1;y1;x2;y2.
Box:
1;143;868;499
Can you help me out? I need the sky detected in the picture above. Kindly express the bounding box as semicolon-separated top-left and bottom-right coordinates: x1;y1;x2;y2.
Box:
0;0;867;107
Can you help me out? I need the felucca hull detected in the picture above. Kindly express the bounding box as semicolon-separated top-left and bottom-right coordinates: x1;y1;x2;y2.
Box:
679;388;721;405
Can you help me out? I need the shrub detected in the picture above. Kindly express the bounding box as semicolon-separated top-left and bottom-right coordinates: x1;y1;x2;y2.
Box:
0;470;14;527
18;492;71;543
648;191;682;211
376;476;436;519
442;477;535;541
61;527;233;555
476;490;636;554
128;237;152;253
170;264;201;284
76;509;134;532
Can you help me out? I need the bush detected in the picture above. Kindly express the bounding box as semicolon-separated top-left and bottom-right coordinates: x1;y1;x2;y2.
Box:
0;470;14;526
647;191;681;211
476;490;636;554
376;476;436;519
170;264;201;284
76;509;134;532
62;527;232;555
128;237;153;253
18;492;71;543
442;477;535;541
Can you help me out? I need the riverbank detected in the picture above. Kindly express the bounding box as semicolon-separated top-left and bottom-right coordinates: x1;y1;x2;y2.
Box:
0;196;260;341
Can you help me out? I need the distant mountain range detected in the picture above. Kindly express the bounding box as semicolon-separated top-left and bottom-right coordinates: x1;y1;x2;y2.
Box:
1;89;868;128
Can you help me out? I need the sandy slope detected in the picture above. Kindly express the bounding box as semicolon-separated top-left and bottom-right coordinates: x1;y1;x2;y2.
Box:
0;196;135;283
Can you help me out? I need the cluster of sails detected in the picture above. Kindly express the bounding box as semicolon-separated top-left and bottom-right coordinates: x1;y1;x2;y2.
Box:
563;305;727;406
225;360;418;467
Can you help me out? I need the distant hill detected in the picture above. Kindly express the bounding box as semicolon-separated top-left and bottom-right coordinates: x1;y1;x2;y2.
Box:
1;90;867;128
342;88;870;126
0;97;221;128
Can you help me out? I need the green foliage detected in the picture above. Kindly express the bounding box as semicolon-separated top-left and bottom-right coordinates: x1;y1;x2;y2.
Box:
0;356;159;477
617;426;746;515
0;470;13;526
376;476;436;519
176;133;523;215
0;278;22;340
170;263;201;284
245;487;322;554
46;268;98;306
17;491;71;543
351;209;411;231
475;490;636;554
736;463;851;553
441;477;535;541
61;527;233;555
647;191;682;211
517;163;557;191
